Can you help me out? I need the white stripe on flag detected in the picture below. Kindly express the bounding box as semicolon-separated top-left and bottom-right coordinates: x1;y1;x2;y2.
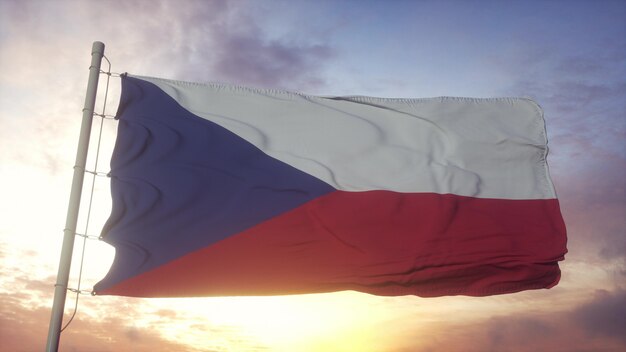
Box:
135;75;555;200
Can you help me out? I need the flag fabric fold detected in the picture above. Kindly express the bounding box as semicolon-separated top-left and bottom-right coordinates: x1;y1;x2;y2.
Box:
93;74;566;297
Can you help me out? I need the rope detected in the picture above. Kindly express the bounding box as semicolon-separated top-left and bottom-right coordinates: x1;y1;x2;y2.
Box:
60;54;117;333
93;113;117;120
99;69;123;77
75;233;101;240
67;288;93;295
84;170;110;177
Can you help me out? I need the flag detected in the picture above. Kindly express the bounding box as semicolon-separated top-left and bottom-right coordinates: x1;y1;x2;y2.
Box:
93;74;567;297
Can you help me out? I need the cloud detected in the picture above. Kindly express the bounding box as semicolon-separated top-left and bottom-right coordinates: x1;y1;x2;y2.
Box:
0;245;267;351
572;289;626;343
210;28;334;89
65;0;335;90
502;45;626;157
0;295;203;352
0;284;223;352
0;0;336;172
150;1;336;90
400;289;626;352
0;260;194;352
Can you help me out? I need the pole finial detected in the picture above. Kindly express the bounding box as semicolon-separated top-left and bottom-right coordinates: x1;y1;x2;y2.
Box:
92;41;105;56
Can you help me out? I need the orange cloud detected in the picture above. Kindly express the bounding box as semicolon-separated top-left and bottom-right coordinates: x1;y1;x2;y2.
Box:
394;289;626;351
0;292;206;352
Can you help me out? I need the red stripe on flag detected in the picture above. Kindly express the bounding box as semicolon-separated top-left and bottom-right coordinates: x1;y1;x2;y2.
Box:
98;191;566;297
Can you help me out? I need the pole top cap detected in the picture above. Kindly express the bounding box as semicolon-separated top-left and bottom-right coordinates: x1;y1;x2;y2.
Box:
92;41;105;55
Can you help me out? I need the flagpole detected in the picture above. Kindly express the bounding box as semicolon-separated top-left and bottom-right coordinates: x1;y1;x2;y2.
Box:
45;41;105;352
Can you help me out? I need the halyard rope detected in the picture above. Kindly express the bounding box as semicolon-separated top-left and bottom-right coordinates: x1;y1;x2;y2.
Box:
60;55;117;333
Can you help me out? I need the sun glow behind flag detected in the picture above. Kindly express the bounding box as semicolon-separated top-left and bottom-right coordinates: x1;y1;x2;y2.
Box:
93;74;566;297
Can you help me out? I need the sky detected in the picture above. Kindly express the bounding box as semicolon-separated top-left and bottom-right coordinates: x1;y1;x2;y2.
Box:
0;0;625;351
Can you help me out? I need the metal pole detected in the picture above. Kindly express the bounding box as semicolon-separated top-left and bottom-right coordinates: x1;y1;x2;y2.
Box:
45;41;105;352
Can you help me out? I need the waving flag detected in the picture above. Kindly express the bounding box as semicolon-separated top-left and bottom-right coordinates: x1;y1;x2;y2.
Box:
93;74;566;297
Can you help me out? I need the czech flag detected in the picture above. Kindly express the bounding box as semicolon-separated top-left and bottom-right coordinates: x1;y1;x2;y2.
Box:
93;75;567;297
